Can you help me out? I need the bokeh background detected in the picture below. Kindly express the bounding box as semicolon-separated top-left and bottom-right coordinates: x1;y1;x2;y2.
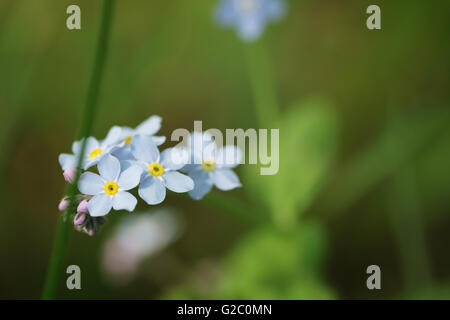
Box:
1;0;450;299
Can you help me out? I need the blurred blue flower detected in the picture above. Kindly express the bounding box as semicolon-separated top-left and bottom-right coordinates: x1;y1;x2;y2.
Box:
131;135;194;205
215;0;287;41
78;154;142;216
183;132;242;200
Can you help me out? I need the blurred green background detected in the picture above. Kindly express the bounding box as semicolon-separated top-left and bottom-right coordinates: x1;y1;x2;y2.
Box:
1;0;450;299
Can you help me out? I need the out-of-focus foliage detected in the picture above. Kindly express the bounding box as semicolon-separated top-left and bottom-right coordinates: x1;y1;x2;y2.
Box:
245;99;338;227
0;0;449;300
218;224;334;299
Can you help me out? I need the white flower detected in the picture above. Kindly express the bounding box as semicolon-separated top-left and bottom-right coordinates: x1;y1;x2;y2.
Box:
183;131;242;200
59;126;123;170
130;135;194;205
113;115;166;161
78;154;142;216
102;209;182;283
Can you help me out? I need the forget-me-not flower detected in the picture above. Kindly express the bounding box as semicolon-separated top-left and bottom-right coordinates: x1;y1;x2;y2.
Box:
182;131;242;200
59;126;123;171
113;115;166;161
78;154;142;216
215;0;287;41
130;135;194;205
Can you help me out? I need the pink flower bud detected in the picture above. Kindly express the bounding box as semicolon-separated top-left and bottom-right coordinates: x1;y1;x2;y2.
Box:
58;198;69;211
63;168;77;183
88;229;95;236
77;200;89;213
74;212;86;226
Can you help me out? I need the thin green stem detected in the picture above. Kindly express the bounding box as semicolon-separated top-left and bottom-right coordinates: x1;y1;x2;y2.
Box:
388;167;433;294
244;40;280;127
41;0;116;300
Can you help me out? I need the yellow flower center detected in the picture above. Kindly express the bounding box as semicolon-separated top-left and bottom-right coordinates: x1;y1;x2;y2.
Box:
202;159;216;172
104;181;119;195
124;136;132;145
89;148;102;159
148;163;164;176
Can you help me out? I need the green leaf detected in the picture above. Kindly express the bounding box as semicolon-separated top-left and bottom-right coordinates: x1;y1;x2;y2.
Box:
218;224;335;299
244;98;339;228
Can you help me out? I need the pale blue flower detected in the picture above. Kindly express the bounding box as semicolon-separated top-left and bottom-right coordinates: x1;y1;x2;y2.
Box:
59;126;123;170
113;115;166;161
131;135;194;205
215;0;287;41
183;132;242;200
78;154;142;217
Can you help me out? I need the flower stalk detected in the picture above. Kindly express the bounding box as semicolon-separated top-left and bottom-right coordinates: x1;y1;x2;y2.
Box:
42;0;116;299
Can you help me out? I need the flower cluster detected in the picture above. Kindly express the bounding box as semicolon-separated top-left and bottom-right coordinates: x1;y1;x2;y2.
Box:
58;116;242;236
215;0;287;41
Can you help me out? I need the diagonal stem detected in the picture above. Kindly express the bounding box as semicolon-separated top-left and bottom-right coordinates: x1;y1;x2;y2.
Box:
41;0;116;300
244;40;280;127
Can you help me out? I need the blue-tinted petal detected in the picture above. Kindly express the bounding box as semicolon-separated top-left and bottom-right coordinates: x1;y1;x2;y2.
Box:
85;137;100;154
212;168;241;190
215;0;236;26
138;176;166;205
160;148;189;170
152;136;166;146
164;171;194;193
103;126;122;147
112;191;137;212
188;170;213;200
238;14;264;41
71;139;82;154
264;0;287;20
88;194;113;217
135;115;162;136
216;145;243;168
131;135;159;163
112;145;134;161
78;172;104;195
118;165;142;190
98;154;121;181
58;153;77;170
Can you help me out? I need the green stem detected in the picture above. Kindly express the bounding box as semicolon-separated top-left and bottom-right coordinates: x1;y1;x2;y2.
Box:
388;167;433;294
244;40;280;127
41;0;116;300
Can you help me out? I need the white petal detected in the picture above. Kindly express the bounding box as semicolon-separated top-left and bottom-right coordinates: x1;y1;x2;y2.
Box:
78;172;104;195
85;137;100;154
135;115;162;136
216;145;243;168
59;153;77;170
103;126;122;147
112;145;134;161
152;136;166;146
83;156;101;170
188;169;213;200
238;15;264;41
138;176;166;205
164;171;194;193
119;127;134;140
98;154;121;181
118;165;142;190
112;191;137;212
212;168;241;191
88;194;113;217
71;139;82;154
131;135;159;163
160;147;189;170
